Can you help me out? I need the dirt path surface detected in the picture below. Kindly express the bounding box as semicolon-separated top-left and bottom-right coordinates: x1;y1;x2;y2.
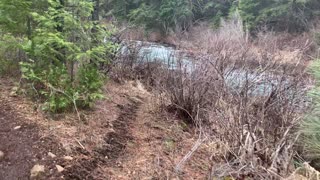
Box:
0;101;40;180
96;82;211;179
62;98;142;179
0;80;66;180
0;92;64;180
0;80;212;179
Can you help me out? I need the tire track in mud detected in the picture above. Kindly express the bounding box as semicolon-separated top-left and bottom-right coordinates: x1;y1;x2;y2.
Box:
99;98;142;163
64;98;142;179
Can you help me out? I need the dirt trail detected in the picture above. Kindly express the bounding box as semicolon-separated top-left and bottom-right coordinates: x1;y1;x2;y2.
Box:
0;80;146;180
61;82;211;179
0;101;39;179
107;95;168;179
0;80;211;179
63;97;143;179
103;90;210;179
100;98;142;162
0;95;63;180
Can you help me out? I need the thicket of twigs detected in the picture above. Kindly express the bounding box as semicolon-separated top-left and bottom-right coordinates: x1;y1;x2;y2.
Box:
111;16;313;179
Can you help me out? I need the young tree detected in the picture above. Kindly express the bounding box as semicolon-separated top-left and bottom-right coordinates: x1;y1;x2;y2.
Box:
0;0;32;36
0;0;117;112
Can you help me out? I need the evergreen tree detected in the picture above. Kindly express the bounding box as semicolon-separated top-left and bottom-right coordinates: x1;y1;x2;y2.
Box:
0;0;117;112
238;0;320;33
102;0;319;33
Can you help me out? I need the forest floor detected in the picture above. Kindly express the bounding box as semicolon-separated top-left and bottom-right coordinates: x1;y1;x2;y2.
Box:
0;81;65;180
0;78;214;179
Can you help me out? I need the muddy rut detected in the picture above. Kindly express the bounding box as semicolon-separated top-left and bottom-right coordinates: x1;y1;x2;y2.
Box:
64;98;143;179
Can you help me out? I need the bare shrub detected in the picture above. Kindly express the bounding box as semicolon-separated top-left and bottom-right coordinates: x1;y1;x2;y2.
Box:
159;33;310;179
109;41;170;87
109;41;142;81
110;14;311;179
158;45;308;179
207;54;308;179
118;26;145;41
177;12;247;53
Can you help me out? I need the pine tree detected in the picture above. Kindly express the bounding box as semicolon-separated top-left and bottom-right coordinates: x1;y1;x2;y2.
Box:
0;0;117;112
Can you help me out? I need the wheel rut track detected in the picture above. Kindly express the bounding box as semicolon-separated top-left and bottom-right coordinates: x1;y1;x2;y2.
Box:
64;98;142;180
100;98;141;163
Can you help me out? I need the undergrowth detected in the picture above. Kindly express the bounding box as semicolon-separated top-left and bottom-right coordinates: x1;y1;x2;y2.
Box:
113;15;312;178
300;59;320;169
0;0;117;113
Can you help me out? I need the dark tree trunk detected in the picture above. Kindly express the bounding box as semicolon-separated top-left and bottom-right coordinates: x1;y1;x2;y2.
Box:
54;0;66;64
92;0;100;22
91;0;100;65
91;0;100;43
56;0;65;33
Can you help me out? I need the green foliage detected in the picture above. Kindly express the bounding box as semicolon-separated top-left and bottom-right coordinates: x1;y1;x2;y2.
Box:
77;64;105;108
238;0;267;31
40;65;74;112
194;0;232;28
103;0;137;19
0;0;31;35
104;0;233;33
300;59;320;160
0;34;27;76
127;0;194;33
103;0;320;33
1;0;320;114
20;61;71;112
238;0;320;33
20;61;105;113
0;0;117;113
21;0;115;113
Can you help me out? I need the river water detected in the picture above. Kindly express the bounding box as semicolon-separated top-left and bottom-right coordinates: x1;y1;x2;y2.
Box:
119;41;300;96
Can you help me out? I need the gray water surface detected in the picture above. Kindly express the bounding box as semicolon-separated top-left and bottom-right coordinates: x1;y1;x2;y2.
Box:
120;41;294;96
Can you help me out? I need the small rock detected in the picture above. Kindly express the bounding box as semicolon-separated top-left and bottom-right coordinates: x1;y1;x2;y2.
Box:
14;126;21;130
30;164;45;179
63;156;73;161
55;165;64;172
0;151;4;160
48;152;56;158
104;156;108;159
63;144;72;154
9;91;17;97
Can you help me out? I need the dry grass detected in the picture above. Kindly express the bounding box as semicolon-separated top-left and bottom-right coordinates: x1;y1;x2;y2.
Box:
112;14;314;179
287;163;320;180
0;78;214;179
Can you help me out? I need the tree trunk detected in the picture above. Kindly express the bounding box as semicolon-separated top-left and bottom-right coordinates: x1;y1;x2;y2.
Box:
91;0;100;42
91;0;100;65
92;0;100;22
55;0;66;64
